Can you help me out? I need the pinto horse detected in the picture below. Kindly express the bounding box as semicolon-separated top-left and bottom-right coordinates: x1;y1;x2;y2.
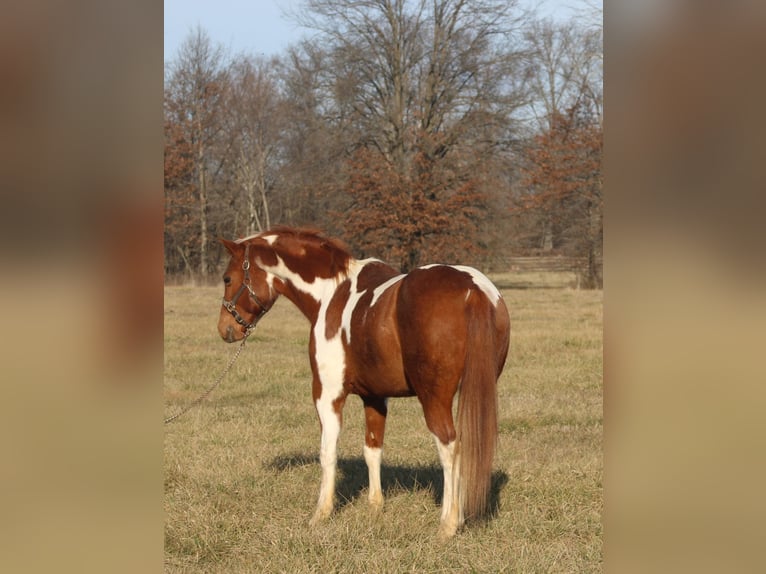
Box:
217;227;510;538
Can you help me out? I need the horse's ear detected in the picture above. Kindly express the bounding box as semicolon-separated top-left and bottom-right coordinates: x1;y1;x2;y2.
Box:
219;238;239;256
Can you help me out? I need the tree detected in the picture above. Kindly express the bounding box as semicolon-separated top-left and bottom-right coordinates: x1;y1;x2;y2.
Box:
226;55;283;235
162;7;604;281
163;110;196;275
509;13;602;283
274;41;358;230
524;18;601;131
298;0;527;269
164;27;229;276
517;101;603;288
343;142;490;269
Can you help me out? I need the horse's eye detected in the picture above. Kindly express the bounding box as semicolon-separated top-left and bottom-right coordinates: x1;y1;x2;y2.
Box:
223;276;231;285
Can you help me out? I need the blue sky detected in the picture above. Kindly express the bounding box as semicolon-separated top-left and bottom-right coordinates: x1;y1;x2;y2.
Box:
164;0;304;60
164;0;590;62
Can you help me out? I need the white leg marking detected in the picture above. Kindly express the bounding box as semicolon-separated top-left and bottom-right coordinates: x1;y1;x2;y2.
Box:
434;436;462;538
306;258;387;525
312;398;342;525
310;294;347;525
363;445;384;510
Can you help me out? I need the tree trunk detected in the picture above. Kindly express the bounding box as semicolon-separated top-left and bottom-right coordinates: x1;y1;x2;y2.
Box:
247;178;261;236
197;143;209;276
580;198;602;289
257;149;271;231
176;245;192;277
542;217;554;251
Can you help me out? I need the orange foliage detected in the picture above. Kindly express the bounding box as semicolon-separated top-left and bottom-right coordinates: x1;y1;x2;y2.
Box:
519;105;602;219
163;115;198;271
515;103;603;286
340;144;488;271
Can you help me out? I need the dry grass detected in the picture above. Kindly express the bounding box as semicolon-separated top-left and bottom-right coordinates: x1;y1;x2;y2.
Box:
164;271;602;572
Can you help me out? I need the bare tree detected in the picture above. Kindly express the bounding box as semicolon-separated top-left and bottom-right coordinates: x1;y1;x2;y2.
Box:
513;14;602;267
524;17;602;131
164;27;229;275
274;41;355;229
226;55;283;235
299;0;526;160
295;0;528;268
162;8;603;281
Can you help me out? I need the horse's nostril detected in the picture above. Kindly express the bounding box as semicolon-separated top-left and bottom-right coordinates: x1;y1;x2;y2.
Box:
225;326;235;343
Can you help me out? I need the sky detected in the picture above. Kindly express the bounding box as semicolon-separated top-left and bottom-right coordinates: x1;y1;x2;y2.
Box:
164;0;592;62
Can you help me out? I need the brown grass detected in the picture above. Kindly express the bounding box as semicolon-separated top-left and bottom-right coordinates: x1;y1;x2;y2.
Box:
164;271;602;572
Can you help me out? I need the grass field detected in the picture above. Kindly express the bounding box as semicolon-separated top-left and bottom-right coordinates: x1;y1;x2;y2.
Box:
164;271;602;573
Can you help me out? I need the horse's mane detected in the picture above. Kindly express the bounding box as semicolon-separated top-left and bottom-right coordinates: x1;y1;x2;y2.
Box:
261;226;353;278
266;226;351;256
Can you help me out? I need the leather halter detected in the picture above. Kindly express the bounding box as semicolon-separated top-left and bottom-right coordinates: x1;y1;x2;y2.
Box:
221;243;270;332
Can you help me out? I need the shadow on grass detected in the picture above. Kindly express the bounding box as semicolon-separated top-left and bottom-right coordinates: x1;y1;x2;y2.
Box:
266;453;509;520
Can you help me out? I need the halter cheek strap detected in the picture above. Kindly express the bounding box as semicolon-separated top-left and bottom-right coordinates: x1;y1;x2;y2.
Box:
221;244;271;332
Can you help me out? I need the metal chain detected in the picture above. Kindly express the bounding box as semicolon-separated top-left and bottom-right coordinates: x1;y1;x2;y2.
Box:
164;328;252;424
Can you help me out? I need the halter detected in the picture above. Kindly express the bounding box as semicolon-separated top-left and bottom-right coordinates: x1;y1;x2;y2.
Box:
221;243;271;333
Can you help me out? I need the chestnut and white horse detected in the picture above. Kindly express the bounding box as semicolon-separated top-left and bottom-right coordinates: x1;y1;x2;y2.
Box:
217;227;510;538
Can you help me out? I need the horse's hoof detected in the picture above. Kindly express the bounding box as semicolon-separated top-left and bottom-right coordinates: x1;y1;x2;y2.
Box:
368;493;384;513
437;521;458;540
309;508;331;527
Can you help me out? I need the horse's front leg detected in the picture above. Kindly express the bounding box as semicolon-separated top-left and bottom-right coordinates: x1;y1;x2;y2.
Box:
310;391;346;526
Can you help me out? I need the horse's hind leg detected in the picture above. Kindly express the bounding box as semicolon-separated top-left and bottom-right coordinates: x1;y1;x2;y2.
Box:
433;435;462;538
421;397;463;538
362;397;388;511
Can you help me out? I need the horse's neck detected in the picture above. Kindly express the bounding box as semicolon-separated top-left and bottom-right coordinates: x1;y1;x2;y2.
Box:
269;257;351;325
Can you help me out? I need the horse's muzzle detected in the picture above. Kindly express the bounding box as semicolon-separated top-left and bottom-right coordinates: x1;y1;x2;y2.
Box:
224;325;236;343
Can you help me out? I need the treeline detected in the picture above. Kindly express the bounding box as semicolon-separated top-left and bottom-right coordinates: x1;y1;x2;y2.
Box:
164;0;602;287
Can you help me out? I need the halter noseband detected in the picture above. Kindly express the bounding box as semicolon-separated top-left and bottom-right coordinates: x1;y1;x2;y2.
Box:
222;244;271;332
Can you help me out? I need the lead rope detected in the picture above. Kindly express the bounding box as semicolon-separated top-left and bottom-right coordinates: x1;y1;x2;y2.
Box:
164;328;253;424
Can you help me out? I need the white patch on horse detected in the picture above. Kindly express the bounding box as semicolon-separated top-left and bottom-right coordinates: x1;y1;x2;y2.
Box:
235;233;261;244
339;259;378;343
259;254;335;303
312;254;354;415
420;264;502;307
235;232;282;249
264;272;276;296
348;257;381;275
370;274;405;307
452;265;502;306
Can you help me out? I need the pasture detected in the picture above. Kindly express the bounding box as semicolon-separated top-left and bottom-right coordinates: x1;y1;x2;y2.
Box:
164;271;602;572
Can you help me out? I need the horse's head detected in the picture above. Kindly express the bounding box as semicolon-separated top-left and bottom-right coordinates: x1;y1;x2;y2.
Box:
217;238;278;343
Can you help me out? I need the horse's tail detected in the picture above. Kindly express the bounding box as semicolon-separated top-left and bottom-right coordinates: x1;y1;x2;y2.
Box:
456;291;501;521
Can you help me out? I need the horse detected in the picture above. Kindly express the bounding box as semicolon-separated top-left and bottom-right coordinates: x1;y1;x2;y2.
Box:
217;227;510;538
